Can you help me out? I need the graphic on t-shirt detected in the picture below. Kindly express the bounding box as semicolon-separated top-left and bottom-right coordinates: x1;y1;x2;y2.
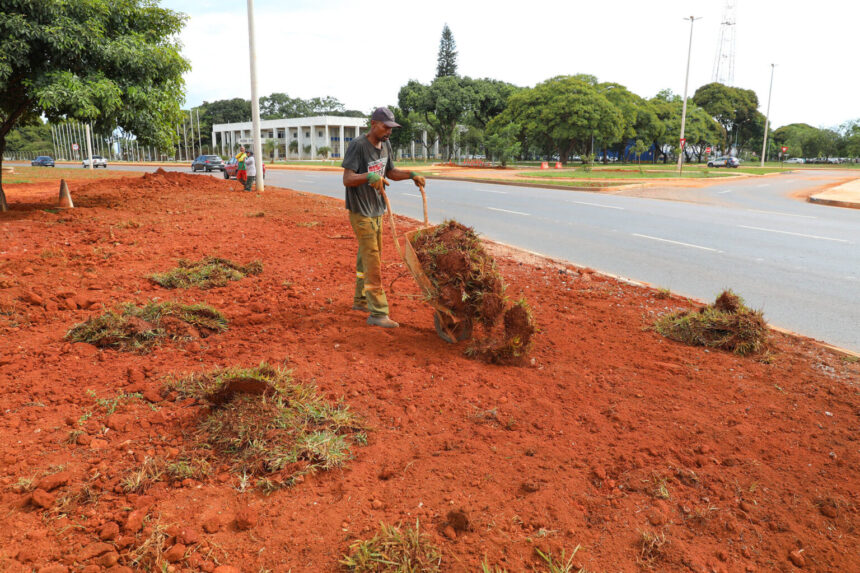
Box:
367;157;387;179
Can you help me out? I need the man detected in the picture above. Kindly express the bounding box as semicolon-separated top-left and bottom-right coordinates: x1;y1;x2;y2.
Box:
243;151;256;192
236;146;248;185
341;107;426;328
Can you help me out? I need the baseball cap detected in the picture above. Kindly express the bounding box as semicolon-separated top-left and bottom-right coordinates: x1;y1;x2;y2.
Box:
371;107;400;128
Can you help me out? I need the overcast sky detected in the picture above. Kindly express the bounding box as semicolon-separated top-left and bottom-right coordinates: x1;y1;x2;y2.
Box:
166;0;858;130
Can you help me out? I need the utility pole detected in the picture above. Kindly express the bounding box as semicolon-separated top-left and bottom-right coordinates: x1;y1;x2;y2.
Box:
760;63;776;167
189;109;195;158
196;108;203;154
677;15;701;174
247;0;264;192
182;119;189;162
85;124;94;169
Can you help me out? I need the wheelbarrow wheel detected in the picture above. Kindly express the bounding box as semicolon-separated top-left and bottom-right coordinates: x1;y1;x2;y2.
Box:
433;312;473;343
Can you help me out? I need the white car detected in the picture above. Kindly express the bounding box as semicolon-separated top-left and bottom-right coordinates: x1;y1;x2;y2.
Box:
784;158;805;164
82;155;108;168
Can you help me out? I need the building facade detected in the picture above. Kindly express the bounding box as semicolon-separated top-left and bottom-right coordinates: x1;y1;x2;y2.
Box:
212;115;441;161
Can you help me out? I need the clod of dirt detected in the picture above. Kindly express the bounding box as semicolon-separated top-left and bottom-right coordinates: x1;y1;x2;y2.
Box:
655;290;768;356
446;509;470;532
235;506;258;531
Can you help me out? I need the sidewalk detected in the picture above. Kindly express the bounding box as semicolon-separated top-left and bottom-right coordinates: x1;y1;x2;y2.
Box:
809;178;860;209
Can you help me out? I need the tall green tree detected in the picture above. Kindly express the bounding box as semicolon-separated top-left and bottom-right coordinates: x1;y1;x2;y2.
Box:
504;75;623;165
0;0;190;210
398;77;475;161
436;24;458;78
692;82;759;154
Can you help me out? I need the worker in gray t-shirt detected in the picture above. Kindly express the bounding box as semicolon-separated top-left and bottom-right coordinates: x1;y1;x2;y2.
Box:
341;106;426;329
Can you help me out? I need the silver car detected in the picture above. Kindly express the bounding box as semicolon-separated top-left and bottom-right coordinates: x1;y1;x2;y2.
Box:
82;155;108;168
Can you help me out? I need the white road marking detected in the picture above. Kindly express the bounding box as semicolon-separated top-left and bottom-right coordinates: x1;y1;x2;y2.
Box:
567;200;624;210
488;207;530;216
717;190;733;194
737;225;849;243
755;183;771;188
632;233;721;252
473;188;508;194
744;208;816;219
296;179;314;183
403;193;421;198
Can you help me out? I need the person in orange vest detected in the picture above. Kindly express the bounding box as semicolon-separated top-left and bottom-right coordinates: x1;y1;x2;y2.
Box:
236;146;248;185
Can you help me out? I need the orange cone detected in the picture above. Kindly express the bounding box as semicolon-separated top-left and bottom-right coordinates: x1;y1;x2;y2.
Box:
554;162;563;169
540;161;549;169
58;179;74;208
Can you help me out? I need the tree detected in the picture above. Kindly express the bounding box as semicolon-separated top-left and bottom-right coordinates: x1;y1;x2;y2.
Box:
485;117;522;167
0;0;190;210
317;146;331;159
503;75;623;165
436;24;458;78
288;139;299;156
398;77;475;161
4;122;53;157
632;139;648;173
692;83;759;154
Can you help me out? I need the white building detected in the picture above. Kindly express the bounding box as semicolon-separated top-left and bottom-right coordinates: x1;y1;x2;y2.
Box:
212;115;440;161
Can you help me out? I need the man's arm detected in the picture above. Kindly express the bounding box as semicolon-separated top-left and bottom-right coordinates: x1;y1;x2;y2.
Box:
343;168;374;187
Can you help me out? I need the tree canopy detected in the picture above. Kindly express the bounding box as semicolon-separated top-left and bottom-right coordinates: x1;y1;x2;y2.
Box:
0;0;190;210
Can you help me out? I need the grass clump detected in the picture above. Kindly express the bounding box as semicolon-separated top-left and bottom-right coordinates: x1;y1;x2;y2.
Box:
341;521;441;573
66;301;227;351
149;256;262;289
164;363;364;489
654;290;768;356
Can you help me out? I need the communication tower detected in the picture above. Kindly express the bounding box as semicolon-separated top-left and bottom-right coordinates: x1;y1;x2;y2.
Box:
712;0;737;85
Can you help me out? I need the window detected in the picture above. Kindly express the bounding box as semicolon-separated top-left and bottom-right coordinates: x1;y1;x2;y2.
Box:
318;131;322;137
305;131;310;138
292;133;297;139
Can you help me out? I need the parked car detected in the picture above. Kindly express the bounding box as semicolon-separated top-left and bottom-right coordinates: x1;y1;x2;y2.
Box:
82;155;108;168
707;156;740;168
784;158;805;164
191;155;224;172
223;156;266;180
31;156;55;167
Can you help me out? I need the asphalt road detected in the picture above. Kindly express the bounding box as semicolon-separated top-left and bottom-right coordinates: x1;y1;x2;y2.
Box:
73;163;860;353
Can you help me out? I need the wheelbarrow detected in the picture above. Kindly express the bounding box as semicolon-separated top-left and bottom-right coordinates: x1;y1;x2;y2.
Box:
380;184;473;343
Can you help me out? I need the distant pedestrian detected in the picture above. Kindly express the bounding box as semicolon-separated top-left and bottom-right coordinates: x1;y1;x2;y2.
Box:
236;146;248;185
244;152;256;192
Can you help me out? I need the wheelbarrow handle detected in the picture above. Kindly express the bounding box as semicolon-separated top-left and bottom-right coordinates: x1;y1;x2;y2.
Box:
381;183;428;261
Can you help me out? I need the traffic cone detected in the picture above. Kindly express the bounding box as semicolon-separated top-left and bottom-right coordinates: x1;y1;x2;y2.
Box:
540;161;549;169
58;179;74;208
554;162;563;169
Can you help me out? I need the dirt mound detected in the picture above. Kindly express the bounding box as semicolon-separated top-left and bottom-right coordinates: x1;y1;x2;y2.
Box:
410;220;536;362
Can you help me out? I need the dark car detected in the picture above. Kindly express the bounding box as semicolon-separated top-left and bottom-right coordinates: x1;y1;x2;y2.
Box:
191;155;224;172
223;156;266;180
31;156;55;167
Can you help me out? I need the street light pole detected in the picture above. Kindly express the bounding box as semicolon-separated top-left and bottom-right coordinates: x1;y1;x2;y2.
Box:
246;0;264;192
677;15;701;174
760;63;776;167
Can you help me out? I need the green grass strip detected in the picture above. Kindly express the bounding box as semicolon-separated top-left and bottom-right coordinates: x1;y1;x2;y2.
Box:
149;256;262;289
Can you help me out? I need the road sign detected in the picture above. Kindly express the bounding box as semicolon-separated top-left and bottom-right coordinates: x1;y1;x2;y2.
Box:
705;146;711;153
679;138;686;150
72;143;79;151
781;146;788;153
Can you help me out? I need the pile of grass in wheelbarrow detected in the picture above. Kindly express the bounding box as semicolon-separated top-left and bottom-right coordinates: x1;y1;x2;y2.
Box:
66;301;227;351
149;256;262;289
161;363;366;491
410;220;536;363
655;290;768;356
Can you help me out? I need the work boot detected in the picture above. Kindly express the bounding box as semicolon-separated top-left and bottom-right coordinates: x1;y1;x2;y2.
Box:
367;315;399;328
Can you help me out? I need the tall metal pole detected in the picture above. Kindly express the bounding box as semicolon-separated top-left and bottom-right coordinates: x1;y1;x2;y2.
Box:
182;119;189;162
196;108;203;154
247;0;264;192
189;109;195;158
677;15;700;174
760;63;776;167
50;125;57;159
85;124;94;169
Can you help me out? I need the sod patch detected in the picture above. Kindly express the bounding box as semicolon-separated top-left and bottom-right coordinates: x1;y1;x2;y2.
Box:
65;302;227;351
655;290;768;356
148;256;263;289
157;363;365;491
341;521;441;573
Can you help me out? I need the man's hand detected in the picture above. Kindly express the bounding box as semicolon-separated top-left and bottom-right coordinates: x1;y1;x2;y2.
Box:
410;172;426;188
367;172;388;192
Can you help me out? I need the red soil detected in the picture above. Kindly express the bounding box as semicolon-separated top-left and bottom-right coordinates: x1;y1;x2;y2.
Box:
0;171;858;572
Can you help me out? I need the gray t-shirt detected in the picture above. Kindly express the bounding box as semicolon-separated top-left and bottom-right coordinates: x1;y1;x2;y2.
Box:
341;133;394;217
